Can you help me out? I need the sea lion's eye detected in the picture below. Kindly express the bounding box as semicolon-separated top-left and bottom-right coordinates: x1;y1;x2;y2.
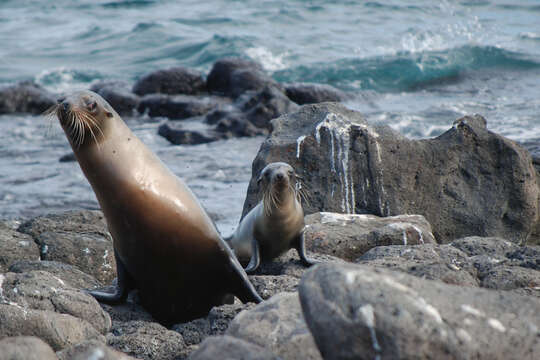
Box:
87;101;97;112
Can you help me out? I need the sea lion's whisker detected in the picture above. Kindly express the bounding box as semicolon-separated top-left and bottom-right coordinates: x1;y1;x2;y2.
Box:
42;105;58;139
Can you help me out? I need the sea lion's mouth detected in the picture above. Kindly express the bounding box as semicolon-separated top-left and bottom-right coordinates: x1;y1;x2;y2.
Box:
53;99;103;148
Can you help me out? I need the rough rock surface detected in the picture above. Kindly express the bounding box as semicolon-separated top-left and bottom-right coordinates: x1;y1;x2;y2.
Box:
237;86;299;129
133;67;206;96
18;210;115;284
227;293;322;360
0;222;39;272
242;103;539;244
90;80;140;116
0;271;111;334
58;339;137;360
106;320;189;360
0;81;56;114
188;335;281;360
0;336;58;360
304;212;436;261
285;82;347;105
206;58;280;98
299;263;540;360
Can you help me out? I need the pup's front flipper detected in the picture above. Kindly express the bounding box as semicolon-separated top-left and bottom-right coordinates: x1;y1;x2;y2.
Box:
244;238;261;274
87;250;134;304
295;232;318;267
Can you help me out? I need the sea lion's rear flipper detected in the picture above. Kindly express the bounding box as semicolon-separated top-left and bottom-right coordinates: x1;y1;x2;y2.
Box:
244;238;260;274
87;250;134;304
294;232;318;267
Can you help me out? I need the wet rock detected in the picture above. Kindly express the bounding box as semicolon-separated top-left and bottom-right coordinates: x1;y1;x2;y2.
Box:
0;304;104;352
106;320;188;360
304;212;436;261
158;121;224;145
227;292;322;360
133;67;206;96
8;260;102;290
188;335;280;360
242;103;539;244
138;94;225;120
0;271;111;334
57;339;137;360
18;210;115;284
299;263;540;360
90;80;140;116
237;86;299;129
285;82;347;105
0;336;58;360
0;81;56;114
0;222;39;272
207;58;281;98
173;302;255;347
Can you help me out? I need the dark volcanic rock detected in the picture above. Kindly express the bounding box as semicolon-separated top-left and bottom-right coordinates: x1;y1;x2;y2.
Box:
133;67;206;96
90;80;140;116
0;336;58;360
106;320;189;360
299;263;540;360
207;58;281;98
18;210;115;284
304;212;436;261
188;335;280;360
285;82;347;105
158;121;225;145
237;86;299;129
0;81;56;114
0;304;104;352
58;152;76;162
58;339;137;360
249;275;300;300
0;222;39;272
242;103;539;244
0;271;111;334
227;293;322;360
138;94;224;120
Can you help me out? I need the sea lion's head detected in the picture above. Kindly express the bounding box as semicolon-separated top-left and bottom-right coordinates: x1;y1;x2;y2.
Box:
257;162;301;212
51;90;115;148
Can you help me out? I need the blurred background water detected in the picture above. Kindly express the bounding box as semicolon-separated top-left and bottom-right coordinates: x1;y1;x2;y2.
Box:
1;0;539;234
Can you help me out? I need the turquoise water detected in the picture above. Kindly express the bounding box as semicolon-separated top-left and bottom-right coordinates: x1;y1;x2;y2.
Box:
1;0;539;227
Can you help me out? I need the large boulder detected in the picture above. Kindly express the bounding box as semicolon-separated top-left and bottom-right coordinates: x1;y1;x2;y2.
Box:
226;293;322;360
304;212;436;261
188;335;280;360
0;222;39;272
285;82;348;105
133;67;206;96
90;80;140;116
0;336;58;360
0;81;56;114
242;103;539;244
206;58;282;98
299;263;540;360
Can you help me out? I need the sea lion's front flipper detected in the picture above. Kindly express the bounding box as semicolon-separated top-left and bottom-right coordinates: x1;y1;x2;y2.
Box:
295;231;318;267
244;238;261;274
87;249;134;304
225;243;263;304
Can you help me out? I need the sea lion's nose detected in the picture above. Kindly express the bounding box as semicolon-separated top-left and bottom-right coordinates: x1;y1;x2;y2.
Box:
275;173;284;181
61;102;70;112
57;97;65;104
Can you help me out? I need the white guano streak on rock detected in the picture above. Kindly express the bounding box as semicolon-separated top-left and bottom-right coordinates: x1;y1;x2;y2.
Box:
460;304;485;318
103;249;112;269
0;274;4;301
359;304;382;357
487;318;506;333
87;348;106;360
296;135;306;159
411;225;425;244
314;113;355;214
320;212;376;224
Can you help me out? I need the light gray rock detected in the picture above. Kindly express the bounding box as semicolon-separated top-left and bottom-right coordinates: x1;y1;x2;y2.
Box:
304;212;436;261
0;304;104;352
57;339;137;360
299;263;540;360
227;292;322;360
0;271;111;334
0;336;58;360
188;335;281;360
0;222;39;272
242;103;539;244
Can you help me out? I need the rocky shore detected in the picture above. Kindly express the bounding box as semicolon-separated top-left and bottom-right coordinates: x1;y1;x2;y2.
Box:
1;61;540;359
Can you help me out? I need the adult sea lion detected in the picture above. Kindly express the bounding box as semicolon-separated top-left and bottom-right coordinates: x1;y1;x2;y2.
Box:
51;90;262;324
227;162;316;273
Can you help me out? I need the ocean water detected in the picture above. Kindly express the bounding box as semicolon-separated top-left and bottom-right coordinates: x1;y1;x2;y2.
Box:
1;0;539;233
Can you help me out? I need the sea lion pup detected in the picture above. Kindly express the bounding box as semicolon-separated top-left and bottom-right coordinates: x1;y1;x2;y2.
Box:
51;90;262;324
227;162;317;273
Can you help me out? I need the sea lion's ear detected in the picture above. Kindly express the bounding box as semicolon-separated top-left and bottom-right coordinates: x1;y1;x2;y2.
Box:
105;111;114;118
256;174;262;185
